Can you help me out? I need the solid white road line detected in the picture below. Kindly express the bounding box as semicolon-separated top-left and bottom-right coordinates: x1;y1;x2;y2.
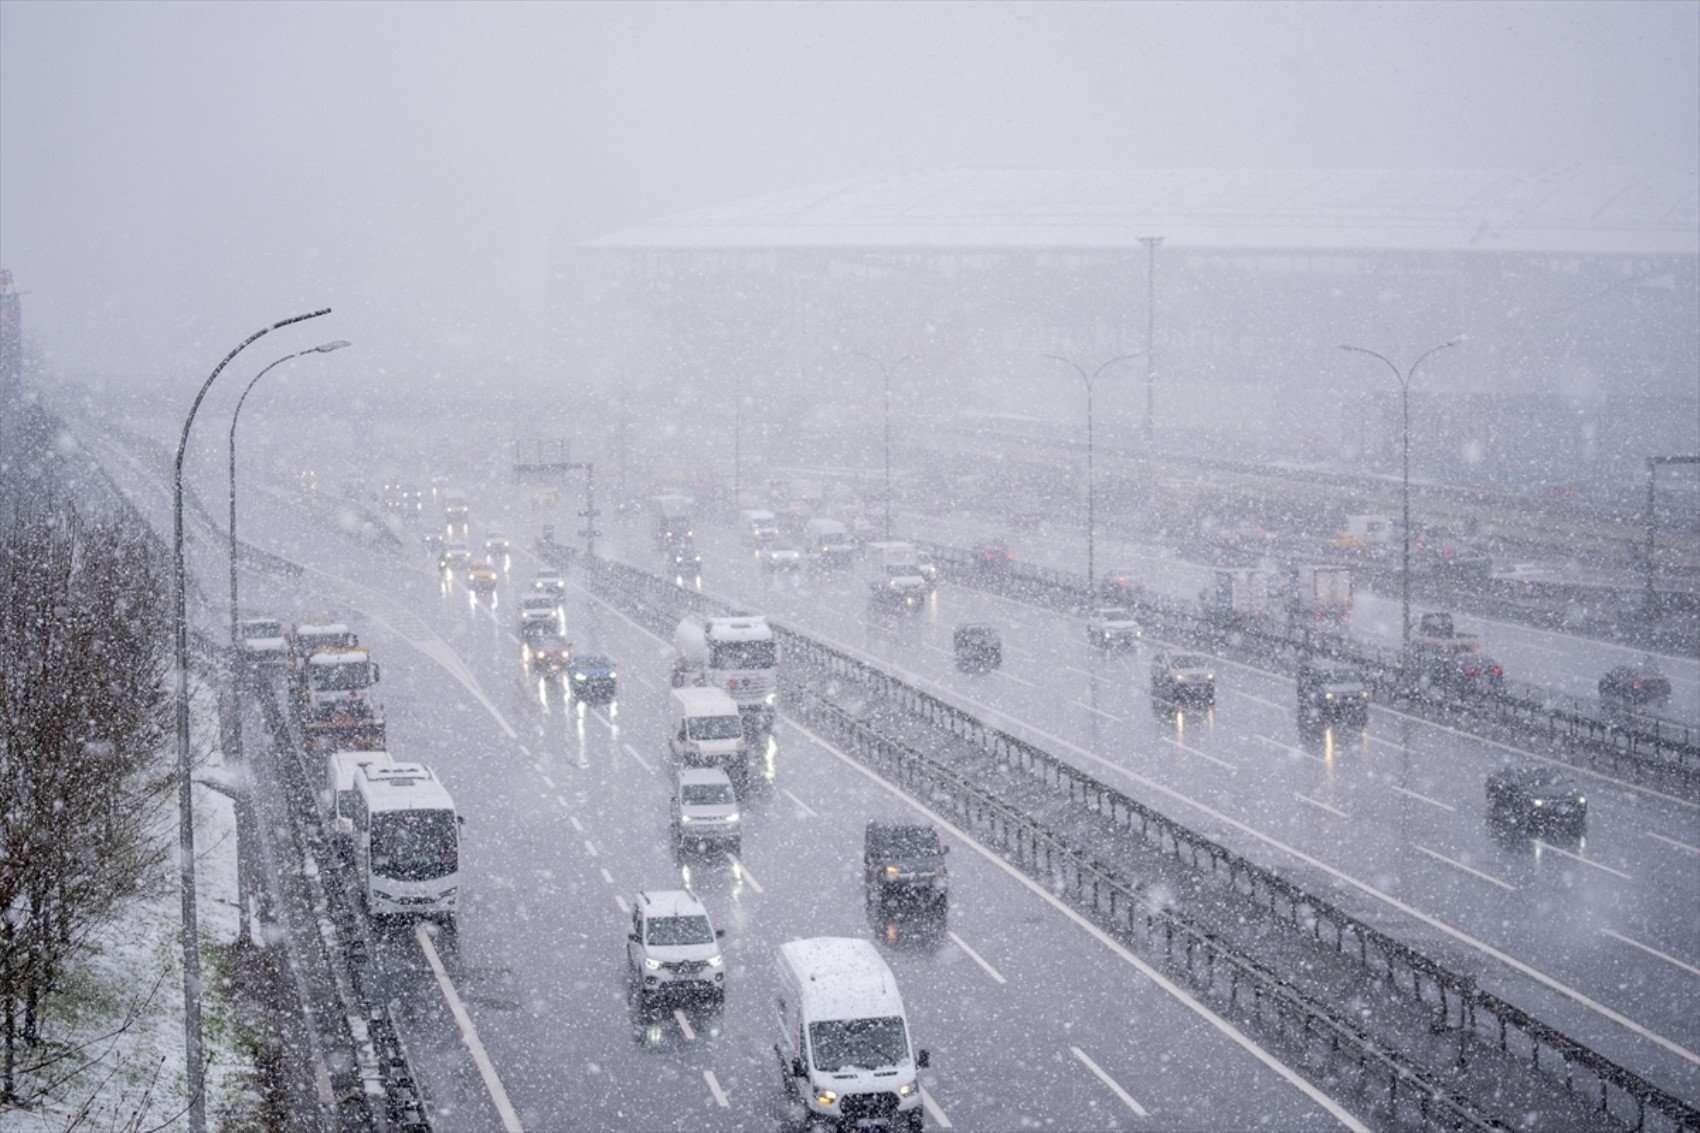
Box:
415;924;524;1132
518;744;532;757
920;1087;953;1129
1161;736;1238;771
1603;929;1700;979
1295;793;1349;819
993;668;1040;689
1414;845;1517;892
621;741;655;774
947;930;1008;985
1073;699;1124;722
1390;784;1456;812
1646;831;1700;855
703;1069;729;1108
1070;1045;1149;1117
780;717;1368;1132
781;787;820;818
728;852;765;893
673;1009;697;1040
1534;840;1633;880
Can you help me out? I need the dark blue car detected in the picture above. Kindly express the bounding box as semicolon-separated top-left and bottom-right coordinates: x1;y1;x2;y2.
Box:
567;653;617;703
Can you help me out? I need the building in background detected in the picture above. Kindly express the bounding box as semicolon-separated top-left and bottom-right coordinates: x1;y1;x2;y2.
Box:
557;167;1698;491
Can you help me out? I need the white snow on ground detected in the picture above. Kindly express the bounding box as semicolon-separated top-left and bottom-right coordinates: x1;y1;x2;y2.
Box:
0;677;262;1133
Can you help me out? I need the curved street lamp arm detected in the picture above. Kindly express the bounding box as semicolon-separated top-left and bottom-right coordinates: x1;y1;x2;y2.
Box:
176;309;331;477
1091;351;1145;382
1043;353;1089;385
1338;343;1404;387
1407;337;1463;383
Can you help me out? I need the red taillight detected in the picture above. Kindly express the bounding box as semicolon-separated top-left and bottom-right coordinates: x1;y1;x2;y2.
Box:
1492;667;1502;677
1631;679;1641;688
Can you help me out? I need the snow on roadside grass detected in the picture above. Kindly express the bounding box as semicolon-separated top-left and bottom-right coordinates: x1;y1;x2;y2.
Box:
1;679;263;1133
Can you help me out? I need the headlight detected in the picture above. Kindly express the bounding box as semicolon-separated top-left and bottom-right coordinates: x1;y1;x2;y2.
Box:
885;865;899;874
609;672;617;680
725;813;740;824
680;815;694;824
707;954;724;967
1532;799;1544;807
815;1091;837;1106
1206;673;1215;681
575;673;587;681
899;1083;914;1097
643;957;663;970
1578;796;1586;805
765;693;776;705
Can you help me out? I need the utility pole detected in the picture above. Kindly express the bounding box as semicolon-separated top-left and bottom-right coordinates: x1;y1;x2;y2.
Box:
1138;236;1163;444
1046;352;1143;606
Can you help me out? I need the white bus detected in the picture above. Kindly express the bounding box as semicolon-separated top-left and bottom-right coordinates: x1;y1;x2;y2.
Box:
350;762;461;921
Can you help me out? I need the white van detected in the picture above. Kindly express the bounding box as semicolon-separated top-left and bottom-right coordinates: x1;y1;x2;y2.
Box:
350;762;460;921
741;508;779;544
803;517;855;569
669;687;747;770
324;748;394;836
774;937;929;1130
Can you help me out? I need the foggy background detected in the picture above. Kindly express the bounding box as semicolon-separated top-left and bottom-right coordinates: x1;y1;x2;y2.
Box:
2;0;1696;390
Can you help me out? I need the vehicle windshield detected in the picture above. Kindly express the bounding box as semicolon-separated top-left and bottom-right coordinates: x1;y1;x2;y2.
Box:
576;655;612;670
244;620;284;638
1315;665;1362;683
646;914;713;946
1099;608;1132;621
312;661;373;691
870;826;942;857
681;783;735;806
809;1017;909;1072
710;641;776;670
1171;655;1210;669
523;598;556;612
885;564;921;578
370;810;458;881
687;715;744;741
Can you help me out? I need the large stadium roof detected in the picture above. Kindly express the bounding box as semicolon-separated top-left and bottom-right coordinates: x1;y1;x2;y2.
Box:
586;167;1698;256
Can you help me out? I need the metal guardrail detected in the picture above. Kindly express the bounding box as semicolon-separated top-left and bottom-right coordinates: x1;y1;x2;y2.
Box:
915;541;1700;789
578;552;1700;1133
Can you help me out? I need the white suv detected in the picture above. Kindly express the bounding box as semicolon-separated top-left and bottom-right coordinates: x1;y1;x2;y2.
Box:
627;890;726;1005
671;768;741;856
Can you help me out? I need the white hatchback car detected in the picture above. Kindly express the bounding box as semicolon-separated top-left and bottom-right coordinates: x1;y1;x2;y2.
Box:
671;767;741;856
518;594;561;632
627;890;726;1005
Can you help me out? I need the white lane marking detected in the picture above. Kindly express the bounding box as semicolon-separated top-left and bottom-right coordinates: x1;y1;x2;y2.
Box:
569;815;584;833
781;787;820;817
599;867;614;885
1254;734;1323;763
1390;784;1456;812
1414;845;1517;892
1073;699;1124;722
1161;736;1238;771
921;1087;953;1129
621;742;655;774
1603;929;1700;979
673;1009;697;1040
314;1062;334;1104
1295;793;1349;819
993;668;1040;689
728;851;764;893
556;796;571;809
1062;665;1098;679
541;774;556;790
1366;735;1410;753
780;716;1368;1132
583;838;599;858
703;1069;729;1108
947;931;1007;985
614;894;630;914
518;744;532;757
1647;831;1700;855
1231;690;1285;712
1070;1045;1149;1117
1534;840;1633;880
415;924;525;1132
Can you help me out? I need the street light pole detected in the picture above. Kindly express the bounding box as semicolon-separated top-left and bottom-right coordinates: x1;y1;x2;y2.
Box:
852;352;914;541
1339;338;1461;649
1045;352;1143;606
1138;236;1162;444
226;340;348;945
174;308;329;1133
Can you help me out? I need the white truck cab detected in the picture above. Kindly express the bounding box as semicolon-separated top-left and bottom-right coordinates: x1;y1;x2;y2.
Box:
774;937;929;1131
804;517;855;569
669;687;748;769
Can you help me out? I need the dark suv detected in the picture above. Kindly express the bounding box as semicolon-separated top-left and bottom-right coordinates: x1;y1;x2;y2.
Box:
1598;663;1671;709
1296;660;1370;725
1486;766;1587;835
864;822;949;923
953;624;1002;673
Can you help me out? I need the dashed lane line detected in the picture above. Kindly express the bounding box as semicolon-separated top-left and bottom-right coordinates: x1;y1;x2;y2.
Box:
621;742;656;774
921;1087;954;1129
614;894;630;914
416;924;524;1132
728;851;765;893
1072;699;1124;723
1413;845;1517;892
1161;736;1238;771
541;774;556;790
1602;929;1700;979
1254;734;1323;763
673;1009;697;1041
703;1070;729;1108
1070;1045;1149;1117
1390;785;1456;812
948;931;1007;984
781;787;820;818
599;867;614;885
569;815;584;833
1295;793;1349;819
1534;840;1633;881
583;839;599;858
1646;831;1700;855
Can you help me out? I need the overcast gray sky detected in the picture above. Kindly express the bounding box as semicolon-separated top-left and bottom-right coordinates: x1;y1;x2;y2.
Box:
2;0;1696;383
